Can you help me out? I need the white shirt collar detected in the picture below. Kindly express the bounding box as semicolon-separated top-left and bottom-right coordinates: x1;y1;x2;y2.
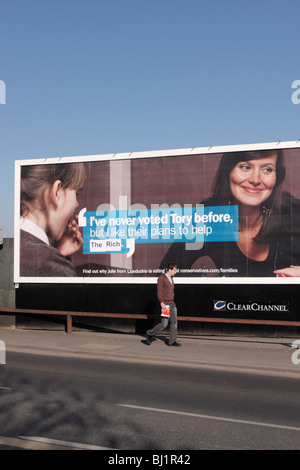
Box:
20;218;50;245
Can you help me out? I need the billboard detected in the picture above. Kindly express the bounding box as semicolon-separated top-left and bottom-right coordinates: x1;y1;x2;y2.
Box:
14;140;300;284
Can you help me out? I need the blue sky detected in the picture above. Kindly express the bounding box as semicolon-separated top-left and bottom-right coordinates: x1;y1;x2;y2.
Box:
0;0;299;237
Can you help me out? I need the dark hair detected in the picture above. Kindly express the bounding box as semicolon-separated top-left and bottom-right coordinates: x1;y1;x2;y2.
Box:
21;162;86;217
167;261;178;271
211;149;286;242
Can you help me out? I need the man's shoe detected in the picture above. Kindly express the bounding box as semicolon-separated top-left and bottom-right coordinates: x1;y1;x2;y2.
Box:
168;342;181;347
146;333;153;345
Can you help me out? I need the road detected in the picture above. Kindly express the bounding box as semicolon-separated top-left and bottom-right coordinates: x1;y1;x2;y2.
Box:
0;350;300;451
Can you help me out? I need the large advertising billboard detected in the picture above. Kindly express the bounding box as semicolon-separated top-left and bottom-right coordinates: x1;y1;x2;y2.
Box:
14;140;300;284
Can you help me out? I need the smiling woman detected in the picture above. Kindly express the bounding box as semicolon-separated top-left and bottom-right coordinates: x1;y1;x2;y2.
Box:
229;155;277;208
161;149;300;277
212;150;286;244
228;153;279;263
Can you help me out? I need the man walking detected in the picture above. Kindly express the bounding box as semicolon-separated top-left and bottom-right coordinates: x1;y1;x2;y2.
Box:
146;261;181;347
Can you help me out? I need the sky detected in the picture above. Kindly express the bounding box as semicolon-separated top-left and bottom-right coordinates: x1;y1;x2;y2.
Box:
0;0;299;237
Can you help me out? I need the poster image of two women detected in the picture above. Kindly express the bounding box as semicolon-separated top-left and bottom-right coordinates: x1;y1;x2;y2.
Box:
15;141;300;283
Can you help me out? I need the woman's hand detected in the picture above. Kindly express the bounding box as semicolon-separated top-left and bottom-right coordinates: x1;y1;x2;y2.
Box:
274;265;300;277
56;215;83;257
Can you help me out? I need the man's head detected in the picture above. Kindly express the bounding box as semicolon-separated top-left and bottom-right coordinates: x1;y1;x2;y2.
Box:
167;261;178;276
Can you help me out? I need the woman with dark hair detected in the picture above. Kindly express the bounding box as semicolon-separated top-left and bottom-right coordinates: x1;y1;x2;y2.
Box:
160;149;300;277
212;149;286;243
19;162;86;277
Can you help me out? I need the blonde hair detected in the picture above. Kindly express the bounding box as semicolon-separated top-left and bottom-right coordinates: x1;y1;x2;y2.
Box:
21;162;86;217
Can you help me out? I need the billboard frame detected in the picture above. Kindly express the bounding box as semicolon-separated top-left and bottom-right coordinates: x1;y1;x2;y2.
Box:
14;139;300;285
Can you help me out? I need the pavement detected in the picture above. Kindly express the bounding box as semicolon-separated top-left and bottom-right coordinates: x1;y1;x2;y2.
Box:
1;326;300;378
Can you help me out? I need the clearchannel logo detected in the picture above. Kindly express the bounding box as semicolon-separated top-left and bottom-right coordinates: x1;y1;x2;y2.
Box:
213;300;289;312
213;300;227;311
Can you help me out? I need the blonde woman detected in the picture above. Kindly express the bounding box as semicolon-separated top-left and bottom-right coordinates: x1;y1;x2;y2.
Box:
20;162;85;277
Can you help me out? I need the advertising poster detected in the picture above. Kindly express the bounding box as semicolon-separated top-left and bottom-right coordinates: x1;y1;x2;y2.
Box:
14;141;300;284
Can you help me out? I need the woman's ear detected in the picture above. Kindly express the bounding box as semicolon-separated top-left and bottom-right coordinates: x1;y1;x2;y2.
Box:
49;180;62;206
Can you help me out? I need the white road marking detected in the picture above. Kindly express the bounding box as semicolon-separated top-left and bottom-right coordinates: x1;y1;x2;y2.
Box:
19;436;113;450
0;436;73;450
119;404;300;432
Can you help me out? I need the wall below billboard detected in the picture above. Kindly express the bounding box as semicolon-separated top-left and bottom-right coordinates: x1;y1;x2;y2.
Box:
0;238;15;329
15;281;300;336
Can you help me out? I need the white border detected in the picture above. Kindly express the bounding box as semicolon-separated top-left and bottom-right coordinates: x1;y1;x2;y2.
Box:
14;139;300;285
